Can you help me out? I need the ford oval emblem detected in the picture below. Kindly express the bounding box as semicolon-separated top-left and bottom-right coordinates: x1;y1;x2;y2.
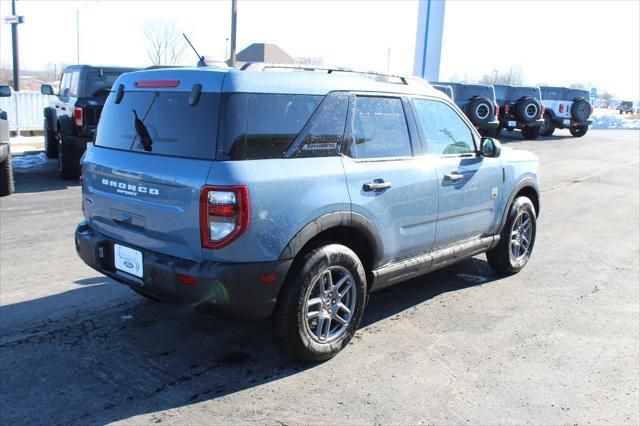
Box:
124;260;134;269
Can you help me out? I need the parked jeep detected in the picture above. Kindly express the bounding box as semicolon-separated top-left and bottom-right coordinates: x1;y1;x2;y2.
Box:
494;85;545;139
0;85;14;197
540;86;592;137
75;66;540;361
618;101;633;115
431;82;499;136
41;65;140;179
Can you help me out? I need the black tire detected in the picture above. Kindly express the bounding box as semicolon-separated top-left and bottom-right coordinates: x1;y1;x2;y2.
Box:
515;97;541;124
486;196;537;274
521;125;541;140
57;130;81;180
569;125;588;137
0;151;14;197
465;97;494;125
271;244;368;362
540;113;555;137
44;118;59;159
570;97;592;122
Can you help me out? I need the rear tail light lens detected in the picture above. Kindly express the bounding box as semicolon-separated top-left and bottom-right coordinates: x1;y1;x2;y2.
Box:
559;104;564;113
541;106;546;115
495;104;500;118
74;106;84;127
134;80;180;88
200;186;250;249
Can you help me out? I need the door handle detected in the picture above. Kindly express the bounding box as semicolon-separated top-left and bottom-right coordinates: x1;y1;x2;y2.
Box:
363;180;392;192
54;105;59;108
444;172;465;182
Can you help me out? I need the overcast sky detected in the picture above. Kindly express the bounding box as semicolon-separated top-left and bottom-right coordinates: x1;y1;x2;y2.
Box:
0;0;638;99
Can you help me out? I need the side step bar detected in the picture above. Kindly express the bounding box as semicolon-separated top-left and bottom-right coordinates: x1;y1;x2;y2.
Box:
370;235;499;291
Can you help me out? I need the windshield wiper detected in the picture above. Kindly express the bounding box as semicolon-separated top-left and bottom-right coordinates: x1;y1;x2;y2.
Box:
132;109;153;152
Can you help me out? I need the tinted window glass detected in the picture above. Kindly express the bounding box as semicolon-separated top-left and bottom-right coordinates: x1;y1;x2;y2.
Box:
69;71;80;97
85;71;126;98
509;87;540;100
96;91;220;159
413;98;475;155
541;87;563;100
347;96;411;159
60;73;71;97
454;84;494;101
288;92;348;158
219;94;322;160
432;85;453;100
566;89;589;100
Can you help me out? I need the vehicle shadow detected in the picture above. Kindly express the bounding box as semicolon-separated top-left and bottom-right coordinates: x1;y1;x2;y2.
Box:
11;153;80;194
0;256;503;425
497;130;574;144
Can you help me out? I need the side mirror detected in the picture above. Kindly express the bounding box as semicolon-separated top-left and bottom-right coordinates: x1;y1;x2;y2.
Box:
0;85;11;97
40;84;54;96
480;137;501;158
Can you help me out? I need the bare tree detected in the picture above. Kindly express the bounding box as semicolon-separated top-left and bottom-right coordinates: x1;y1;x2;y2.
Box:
570;83;587;89
478;66;525;85
141;19;186;66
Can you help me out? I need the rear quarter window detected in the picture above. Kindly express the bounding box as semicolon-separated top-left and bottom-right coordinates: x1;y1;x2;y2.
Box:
218;93;322;160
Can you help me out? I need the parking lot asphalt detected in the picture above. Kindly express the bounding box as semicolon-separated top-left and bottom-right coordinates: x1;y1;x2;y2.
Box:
1;129;638;425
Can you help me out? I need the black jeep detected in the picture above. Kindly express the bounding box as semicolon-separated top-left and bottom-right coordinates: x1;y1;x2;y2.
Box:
618;101;634;114
41;65;140;179
0;85;13;196
431;82;499;136
494;85;545;140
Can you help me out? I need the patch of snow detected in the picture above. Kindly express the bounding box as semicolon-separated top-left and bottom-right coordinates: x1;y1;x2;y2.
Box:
11;152;49;169
590;114;640;130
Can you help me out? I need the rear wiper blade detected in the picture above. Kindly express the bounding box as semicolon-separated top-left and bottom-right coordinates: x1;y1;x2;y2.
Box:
132;109;153;152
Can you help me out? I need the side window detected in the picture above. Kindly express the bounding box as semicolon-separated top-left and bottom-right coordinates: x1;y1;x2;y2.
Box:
69;71;80;97
348;96;411;159
412;98;476;155
59;73;71;98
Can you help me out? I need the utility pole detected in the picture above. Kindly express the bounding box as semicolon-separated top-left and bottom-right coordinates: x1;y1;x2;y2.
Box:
76;9;80;64
10;0;22;91
229;0;237;67
387;47;391;73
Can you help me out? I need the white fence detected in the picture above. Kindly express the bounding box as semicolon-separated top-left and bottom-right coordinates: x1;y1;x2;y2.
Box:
0;91;50;133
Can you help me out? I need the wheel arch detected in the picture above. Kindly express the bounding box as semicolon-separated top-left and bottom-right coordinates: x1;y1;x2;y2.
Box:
278;212;384;287
43;107;57;132
499;179;540;232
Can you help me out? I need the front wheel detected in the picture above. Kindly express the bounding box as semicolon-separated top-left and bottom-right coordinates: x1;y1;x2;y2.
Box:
540;114;555;136
569;125;588;137
0;152;14;197
486;196;537;274
521;125;541;140
44;118;59;159
271;244;368;362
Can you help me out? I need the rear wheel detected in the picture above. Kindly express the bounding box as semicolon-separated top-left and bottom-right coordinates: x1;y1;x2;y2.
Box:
521;125;541;140
486;196;537;274
57;130;81;180
271;244;367;362
540;114;555;136
0;151;14;197
569;125;588;137
44;118;59;159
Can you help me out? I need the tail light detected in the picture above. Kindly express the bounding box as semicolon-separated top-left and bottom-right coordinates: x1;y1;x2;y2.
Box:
495;104;500;118
200;185;250;249
559;104;564;113
74;106;84;127
541;106;546;115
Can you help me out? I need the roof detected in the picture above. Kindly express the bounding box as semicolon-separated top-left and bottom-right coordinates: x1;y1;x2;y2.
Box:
63;64;142;72
114;67;444;98
234;43;294;64
431;81;494;90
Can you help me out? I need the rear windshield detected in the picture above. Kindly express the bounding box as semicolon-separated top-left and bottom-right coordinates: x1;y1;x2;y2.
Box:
218;93;322;160
95;91;220;159
495;86;540;101
566;89;589;100
84;71;129;98
453;85;494;101
541;87;589;100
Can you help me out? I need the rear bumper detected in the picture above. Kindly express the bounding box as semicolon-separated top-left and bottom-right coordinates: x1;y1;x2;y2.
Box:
550;116;593;128
499;117;544;129
476;119;500;130
74;221;292;320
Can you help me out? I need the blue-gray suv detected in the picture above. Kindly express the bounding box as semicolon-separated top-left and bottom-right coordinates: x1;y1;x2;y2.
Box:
75;66;540;361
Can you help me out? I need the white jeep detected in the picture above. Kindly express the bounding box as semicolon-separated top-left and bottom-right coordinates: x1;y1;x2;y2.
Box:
540;87;592;137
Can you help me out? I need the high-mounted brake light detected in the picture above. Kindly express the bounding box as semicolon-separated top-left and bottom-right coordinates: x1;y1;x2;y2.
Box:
74;106;84;127
200;186;250;249
134;80;180;88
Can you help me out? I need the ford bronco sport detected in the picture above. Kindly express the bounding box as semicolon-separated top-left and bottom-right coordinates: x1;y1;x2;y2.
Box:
494;85;545;140
540;86;592;137
431;82;499;137
75;66;540;361
41;65;140;179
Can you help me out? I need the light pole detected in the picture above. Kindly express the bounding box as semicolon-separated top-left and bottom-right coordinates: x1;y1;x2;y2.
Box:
76;2;96;64
229;0;237;67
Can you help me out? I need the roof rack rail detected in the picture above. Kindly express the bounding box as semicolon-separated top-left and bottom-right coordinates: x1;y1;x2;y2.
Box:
239;62;410;85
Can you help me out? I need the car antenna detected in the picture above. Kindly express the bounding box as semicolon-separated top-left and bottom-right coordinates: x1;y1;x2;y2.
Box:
183;33;207;67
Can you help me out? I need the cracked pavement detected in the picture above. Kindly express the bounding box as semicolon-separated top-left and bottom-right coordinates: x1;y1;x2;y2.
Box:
1;129;638;425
